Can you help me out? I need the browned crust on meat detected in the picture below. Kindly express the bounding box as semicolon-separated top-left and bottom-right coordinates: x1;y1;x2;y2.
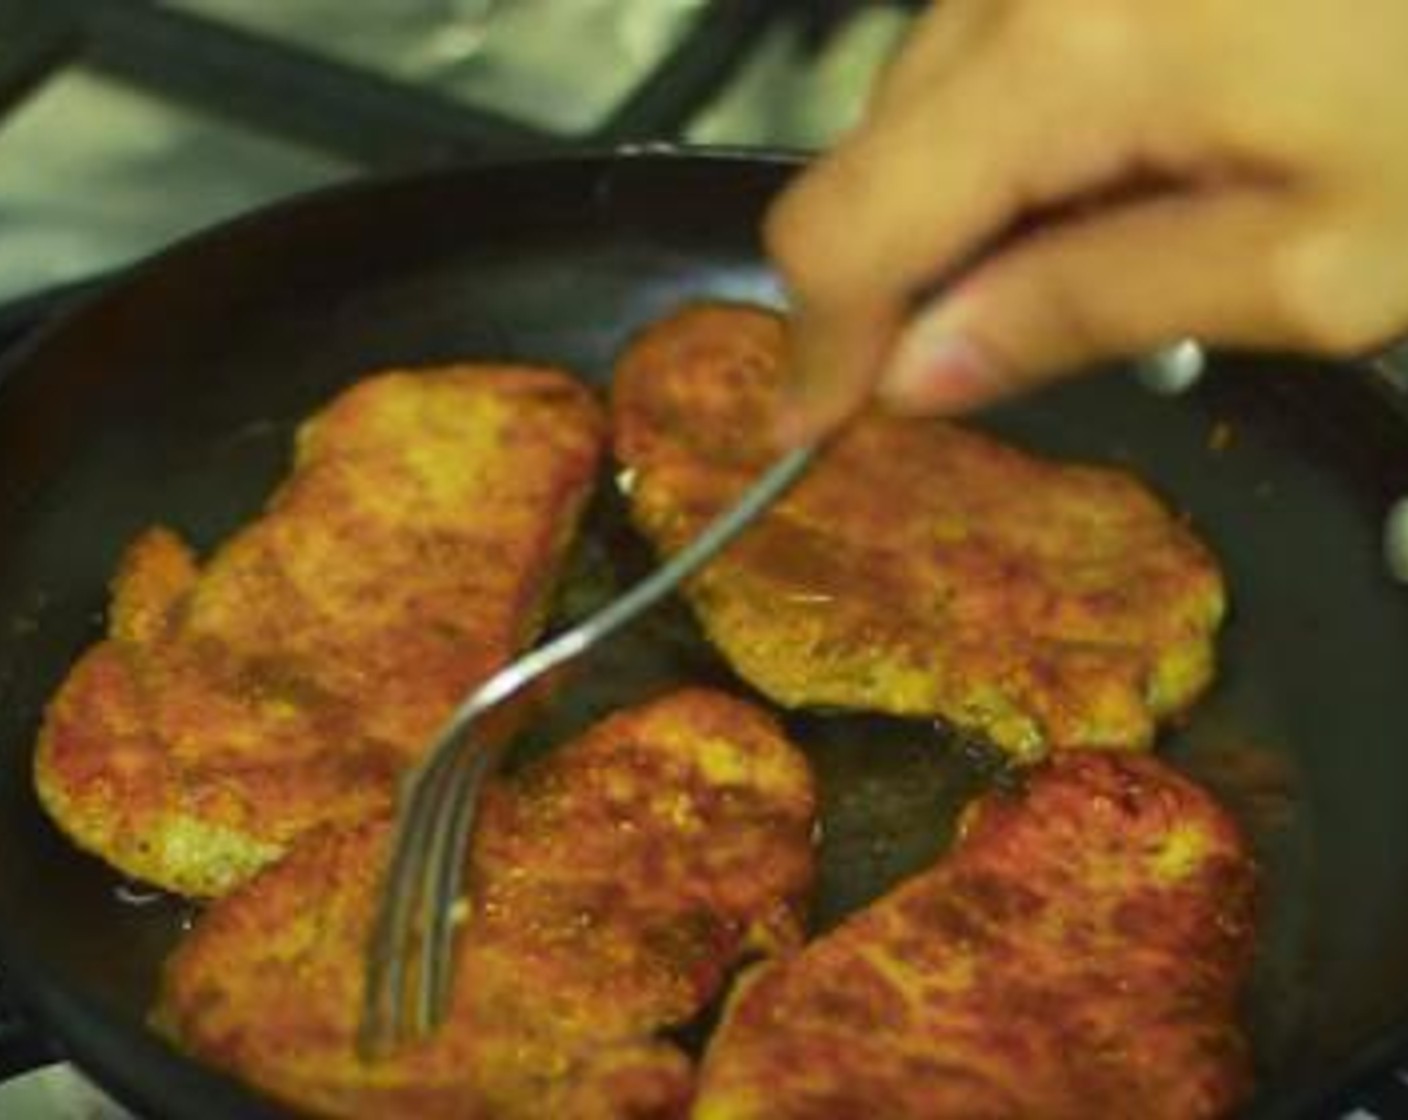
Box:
693;750;1257;1120
154;688;819;1119
611;303;1226;761
35;366;605;896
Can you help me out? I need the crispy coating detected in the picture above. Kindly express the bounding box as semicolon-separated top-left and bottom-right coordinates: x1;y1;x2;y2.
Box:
692;751;1257;1120
35;367;605;896
611;304;1226;760
155;689;819;1119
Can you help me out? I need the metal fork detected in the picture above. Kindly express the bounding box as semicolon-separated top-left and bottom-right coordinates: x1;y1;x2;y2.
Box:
359;443;817;1058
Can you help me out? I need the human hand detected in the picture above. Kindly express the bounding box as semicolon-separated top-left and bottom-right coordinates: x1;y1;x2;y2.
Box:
768;0;1408;439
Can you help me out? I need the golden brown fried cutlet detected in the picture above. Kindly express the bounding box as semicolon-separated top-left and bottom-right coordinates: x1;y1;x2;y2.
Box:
155;688;819;1120
612;303;1226;761
693;750;1258;1120
35;366;605;897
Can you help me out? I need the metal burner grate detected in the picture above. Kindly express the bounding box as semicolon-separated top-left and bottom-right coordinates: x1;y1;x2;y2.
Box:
0;0;784;164
0;0;912;303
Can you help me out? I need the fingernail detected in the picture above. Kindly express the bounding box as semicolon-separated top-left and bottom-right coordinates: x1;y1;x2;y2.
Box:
878;318;1005;414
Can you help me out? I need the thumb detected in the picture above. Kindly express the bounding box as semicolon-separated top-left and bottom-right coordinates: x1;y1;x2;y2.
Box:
876;189;1299;414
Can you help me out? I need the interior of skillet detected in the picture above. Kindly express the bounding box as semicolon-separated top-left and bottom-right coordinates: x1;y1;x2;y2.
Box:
0;156;1407;1117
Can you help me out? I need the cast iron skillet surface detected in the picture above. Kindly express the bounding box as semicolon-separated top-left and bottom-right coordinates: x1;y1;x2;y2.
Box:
1;153;1407;1120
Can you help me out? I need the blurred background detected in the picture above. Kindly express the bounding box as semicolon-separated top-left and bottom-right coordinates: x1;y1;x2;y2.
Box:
0;0;919;306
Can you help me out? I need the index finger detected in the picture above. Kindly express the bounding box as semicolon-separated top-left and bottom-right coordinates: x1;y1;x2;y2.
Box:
766;20;1149;440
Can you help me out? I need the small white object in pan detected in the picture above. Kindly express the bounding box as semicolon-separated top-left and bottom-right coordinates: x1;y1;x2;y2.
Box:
1135;339;1206;395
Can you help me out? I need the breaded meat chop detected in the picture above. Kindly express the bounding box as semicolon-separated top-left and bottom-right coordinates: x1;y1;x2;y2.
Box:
612;303;1226;760
693;751;1258;1120
155;689;819;1120
35;366;605;897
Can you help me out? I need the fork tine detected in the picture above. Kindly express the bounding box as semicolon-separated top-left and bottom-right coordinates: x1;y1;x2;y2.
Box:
363;684;517;1054
361;797;419;1053
361;688;521;1055
421;735;510;1027
408;744;466;1034
360;738;457;1057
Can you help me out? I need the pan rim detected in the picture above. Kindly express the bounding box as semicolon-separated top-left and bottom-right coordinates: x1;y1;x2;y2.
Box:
0;143;805;402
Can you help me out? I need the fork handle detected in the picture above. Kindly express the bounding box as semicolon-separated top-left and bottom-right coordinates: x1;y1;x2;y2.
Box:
439;442;818;741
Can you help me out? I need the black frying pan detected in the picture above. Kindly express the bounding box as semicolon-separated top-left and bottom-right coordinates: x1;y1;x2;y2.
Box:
2;152;1408;1119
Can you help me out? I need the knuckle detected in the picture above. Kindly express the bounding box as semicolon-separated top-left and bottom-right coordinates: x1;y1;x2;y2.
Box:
1017;0;1137;71
1027;263;1108;371
963;260;1105;388
1275;232;1400;357
761;188;814;279
764;151;873;306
